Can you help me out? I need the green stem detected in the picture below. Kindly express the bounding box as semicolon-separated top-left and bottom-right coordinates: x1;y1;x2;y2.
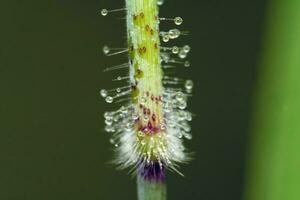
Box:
137;175;167;200
125;0;167;199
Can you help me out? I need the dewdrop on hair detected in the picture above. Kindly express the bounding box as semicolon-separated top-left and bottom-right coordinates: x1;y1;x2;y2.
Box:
100;0;193;191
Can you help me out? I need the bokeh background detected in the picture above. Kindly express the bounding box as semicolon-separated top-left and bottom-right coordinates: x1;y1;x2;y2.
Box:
1;0;299;200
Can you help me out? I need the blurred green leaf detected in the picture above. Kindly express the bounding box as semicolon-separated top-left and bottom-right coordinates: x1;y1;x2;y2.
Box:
244;1;300;200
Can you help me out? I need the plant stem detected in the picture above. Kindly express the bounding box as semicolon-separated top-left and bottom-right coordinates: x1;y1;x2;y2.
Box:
137;175;167;200
125;0;166;199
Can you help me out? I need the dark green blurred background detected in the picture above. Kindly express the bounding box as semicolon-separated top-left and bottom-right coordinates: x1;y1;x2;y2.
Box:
0;0;268;199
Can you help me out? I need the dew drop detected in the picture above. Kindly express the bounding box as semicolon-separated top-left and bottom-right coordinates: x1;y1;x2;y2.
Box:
116;88;121;93
172;46;179;54
177;132;183;138
184;61;191;67
183;45;191;53
184;133;192;140
141;139;146;146
105;96;113;103
100;89;108;97
101;9;108;16
109;138;115;144
186;112;193;121
125;122;132;131
182;123;191;132
105;126;115;133
105;119;113;126
173;29;181;38
157;0;165;6
174;17;183;25
143;115;149;122
140;96;147;105
168;29;176;39
178;50;187;59
178;101;187;110
102;46;110;55
162;34;170;42
175;91;185;102
138;131;145;137
185;80;194;90
104;112;112;119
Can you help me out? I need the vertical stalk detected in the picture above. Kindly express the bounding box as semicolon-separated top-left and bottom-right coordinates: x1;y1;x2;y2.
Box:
125;0;166;199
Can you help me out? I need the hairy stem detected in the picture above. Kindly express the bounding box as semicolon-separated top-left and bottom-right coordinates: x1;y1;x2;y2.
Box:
125;0;166;199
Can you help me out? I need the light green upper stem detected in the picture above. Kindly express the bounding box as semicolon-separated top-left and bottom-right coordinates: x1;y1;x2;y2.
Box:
125;0;167;199
126;0;163;127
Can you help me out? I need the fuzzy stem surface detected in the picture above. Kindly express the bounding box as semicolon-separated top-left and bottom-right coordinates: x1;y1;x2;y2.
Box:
125;0;167;199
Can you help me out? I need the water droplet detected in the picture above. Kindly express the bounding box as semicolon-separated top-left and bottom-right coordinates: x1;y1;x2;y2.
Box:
184;133;192;140
182;123;191;132
105;126;115;133
141;139;146;146
102;46;110;55
105;96;113;103
183;45;191;53
184;61;190;67
186;112;192;121
168;29;176;39
109;138;115;144
100;89;108;97
114;143;119;148
140;96;147;105
143;115;149;122
105;119;113;126
174;17;183;25
175;91;185;102
178;101;187;110
172;46;179;54
138;131;145;137
157;0;165;6
162;34;170;42
177;132;183;138
101;9;108;16
178;50;187;59
125;122;132;131
164;102;172;113
116;88;121;93
185;80;194;90
173;29;181;38
104;112;112;119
